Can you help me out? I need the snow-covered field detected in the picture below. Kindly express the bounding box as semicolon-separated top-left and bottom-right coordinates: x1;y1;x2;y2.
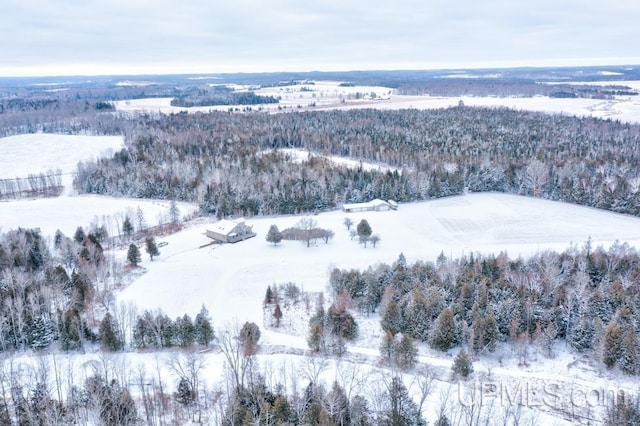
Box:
0;133;123;179
0;133;197;237
0;133;124;189
113;192;640;424
0;194;196;237
119;193;640;324
112;80;640;124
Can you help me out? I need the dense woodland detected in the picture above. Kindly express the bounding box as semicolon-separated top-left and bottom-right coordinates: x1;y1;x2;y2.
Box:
327;244;640;374
170;86;279;107
70;107;640;220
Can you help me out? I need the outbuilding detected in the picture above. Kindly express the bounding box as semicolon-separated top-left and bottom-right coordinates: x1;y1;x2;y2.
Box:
206;218;256;243
342;199;398;213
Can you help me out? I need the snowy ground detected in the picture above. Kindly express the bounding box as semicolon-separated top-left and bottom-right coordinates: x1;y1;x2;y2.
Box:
113;192;640;423
0;133;197;237
119;193;640;324
271;148;401;174
0;133;124;190
0;194;197;237
112;80;640;124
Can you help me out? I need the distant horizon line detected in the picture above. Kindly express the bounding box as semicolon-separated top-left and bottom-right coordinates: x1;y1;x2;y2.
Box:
1;58;638;79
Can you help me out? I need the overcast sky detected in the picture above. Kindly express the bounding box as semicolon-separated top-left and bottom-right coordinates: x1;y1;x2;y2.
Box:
1;0;639;76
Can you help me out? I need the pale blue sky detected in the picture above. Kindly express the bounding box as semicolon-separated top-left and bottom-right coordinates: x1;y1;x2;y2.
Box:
1;0;639;76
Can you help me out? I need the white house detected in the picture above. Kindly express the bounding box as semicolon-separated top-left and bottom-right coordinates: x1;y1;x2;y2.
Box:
342;199;398;213
206;218;256;243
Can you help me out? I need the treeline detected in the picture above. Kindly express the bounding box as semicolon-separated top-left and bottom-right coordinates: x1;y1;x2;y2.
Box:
171;88;279;107
0;170;63;199
329;243;640;374
74;107;640;218
395;79;639;98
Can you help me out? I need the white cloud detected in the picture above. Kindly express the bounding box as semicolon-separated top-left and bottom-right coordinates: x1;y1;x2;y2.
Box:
1;0;639;75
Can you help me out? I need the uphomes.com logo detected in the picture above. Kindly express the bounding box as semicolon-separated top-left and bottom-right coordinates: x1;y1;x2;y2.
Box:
457;380;630;409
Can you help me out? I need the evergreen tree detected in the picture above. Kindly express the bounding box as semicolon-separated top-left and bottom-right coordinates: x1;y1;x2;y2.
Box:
434;414;452;426
404;289;431;341
266;224;283;245
273;303;283;327
471;312;499;353
327;302;358;340
308;307;326;353
175;314;195;348
99;312;123;351
157;313;175;347
264;285;274;304
126;243;141;266
430;308;458;351
194;305;214;347
133;314;154;349
145;237;160;261
54;229;64;250
350;394;373;426
60;308;83;351
382;376;425;426
30;316;55;350
452;349;473;379
175;377;195;406
272;395;293;424
74;226;86;243
381;299;403;335
568;317;594;352
380;330;397;364
396;334;418;370
356;219;372;239
603;322;623;369
123;215;134;238
619;331;640;375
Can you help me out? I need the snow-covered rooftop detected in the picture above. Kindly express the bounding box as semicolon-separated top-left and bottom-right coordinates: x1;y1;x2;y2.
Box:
208;218;245;235
343;199;392;210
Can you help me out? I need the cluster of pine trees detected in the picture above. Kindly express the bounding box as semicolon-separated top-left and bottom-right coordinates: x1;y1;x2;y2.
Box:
329;243;640;374
132;307;214;350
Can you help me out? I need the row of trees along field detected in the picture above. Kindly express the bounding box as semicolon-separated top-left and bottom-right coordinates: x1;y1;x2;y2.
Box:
72;107;640;218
